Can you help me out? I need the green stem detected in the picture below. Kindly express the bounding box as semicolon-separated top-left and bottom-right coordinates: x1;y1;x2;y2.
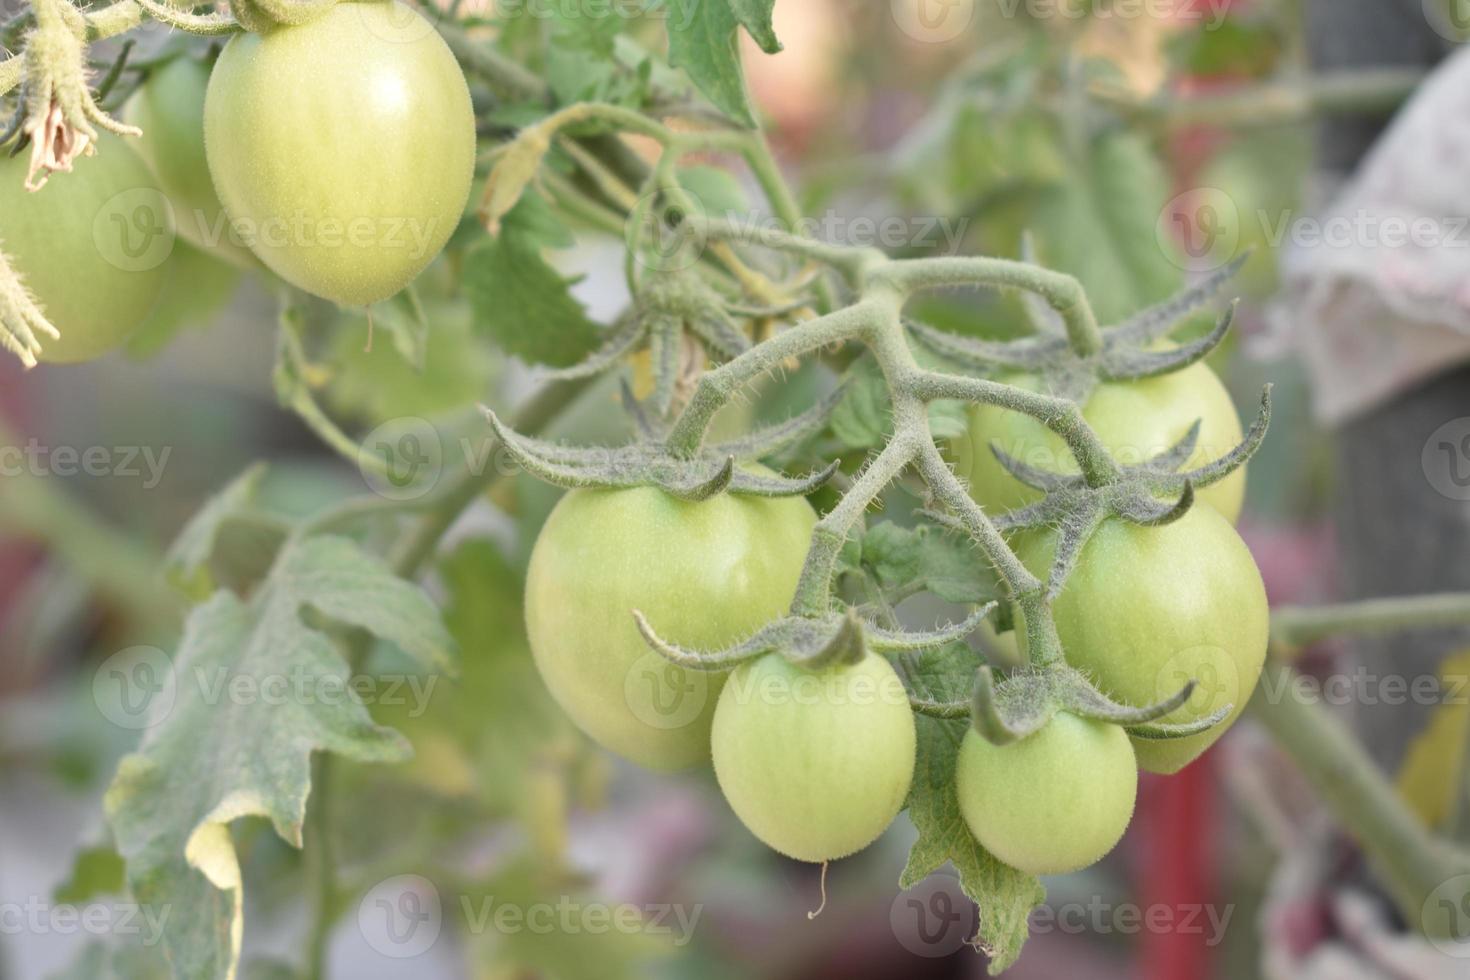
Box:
1249;663;1470;937
1093;67;1426;129
1271;594;1470;651
740;134;839;314
304;754;336;980
879;256;1103;357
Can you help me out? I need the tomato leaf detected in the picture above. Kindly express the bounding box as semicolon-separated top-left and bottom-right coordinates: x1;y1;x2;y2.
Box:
830;355;892;449
901;715;1045;974
464;195;601;368
1029;131;1183;325
103;536;456;980
663;0;779;128
164;463;286;602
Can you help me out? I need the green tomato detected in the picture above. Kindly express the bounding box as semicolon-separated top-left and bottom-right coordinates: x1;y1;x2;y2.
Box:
711;652;916;862
0;133;170;363
954;360;1247;523
955;713;1136;876
205;0;475;306
525;485;816;772
126;56;255;269
1016;504;1269;773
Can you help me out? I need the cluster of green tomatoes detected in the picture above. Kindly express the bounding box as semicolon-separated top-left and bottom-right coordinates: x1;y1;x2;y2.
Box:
3;1;473;361
527;348;1269;877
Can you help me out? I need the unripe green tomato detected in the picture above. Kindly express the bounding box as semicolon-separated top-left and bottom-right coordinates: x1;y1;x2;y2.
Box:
205;0;475;306
525;485;816;772
0;133;170;362
955;713;1137;876
126;56;254;269
711;652;916;862
953;360;1247;523
1015;504;1269;773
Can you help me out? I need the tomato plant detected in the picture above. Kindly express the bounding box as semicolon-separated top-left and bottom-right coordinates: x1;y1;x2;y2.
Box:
6;3;1457;978
710;651;916;862
204;0;475;306
525;483;817;772
1015;503;1270;774
0;132;169;362
955;712;1137;876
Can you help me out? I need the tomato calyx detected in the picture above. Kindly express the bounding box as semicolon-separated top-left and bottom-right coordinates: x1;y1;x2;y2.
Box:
226;0;337;34
0;245;60;367
634;603;995;674
907;254;1249;404
546;271;754;416
916;660;1232;748
14;0;142;191
482;381;844;500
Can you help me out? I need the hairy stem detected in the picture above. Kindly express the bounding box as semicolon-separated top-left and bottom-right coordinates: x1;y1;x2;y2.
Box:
878;256;1104;357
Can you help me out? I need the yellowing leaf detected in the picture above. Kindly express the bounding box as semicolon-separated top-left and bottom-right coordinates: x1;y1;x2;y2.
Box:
1396;649;1470;829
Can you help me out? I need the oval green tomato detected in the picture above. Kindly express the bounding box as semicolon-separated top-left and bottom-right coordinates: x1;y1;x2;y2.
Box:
1017;504;1269;774
711;652;916;863
954;360;1247;523
204;1;475;306
955;713;1137;876
0;133;170;362
525;485;816;772
127;56;254;269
